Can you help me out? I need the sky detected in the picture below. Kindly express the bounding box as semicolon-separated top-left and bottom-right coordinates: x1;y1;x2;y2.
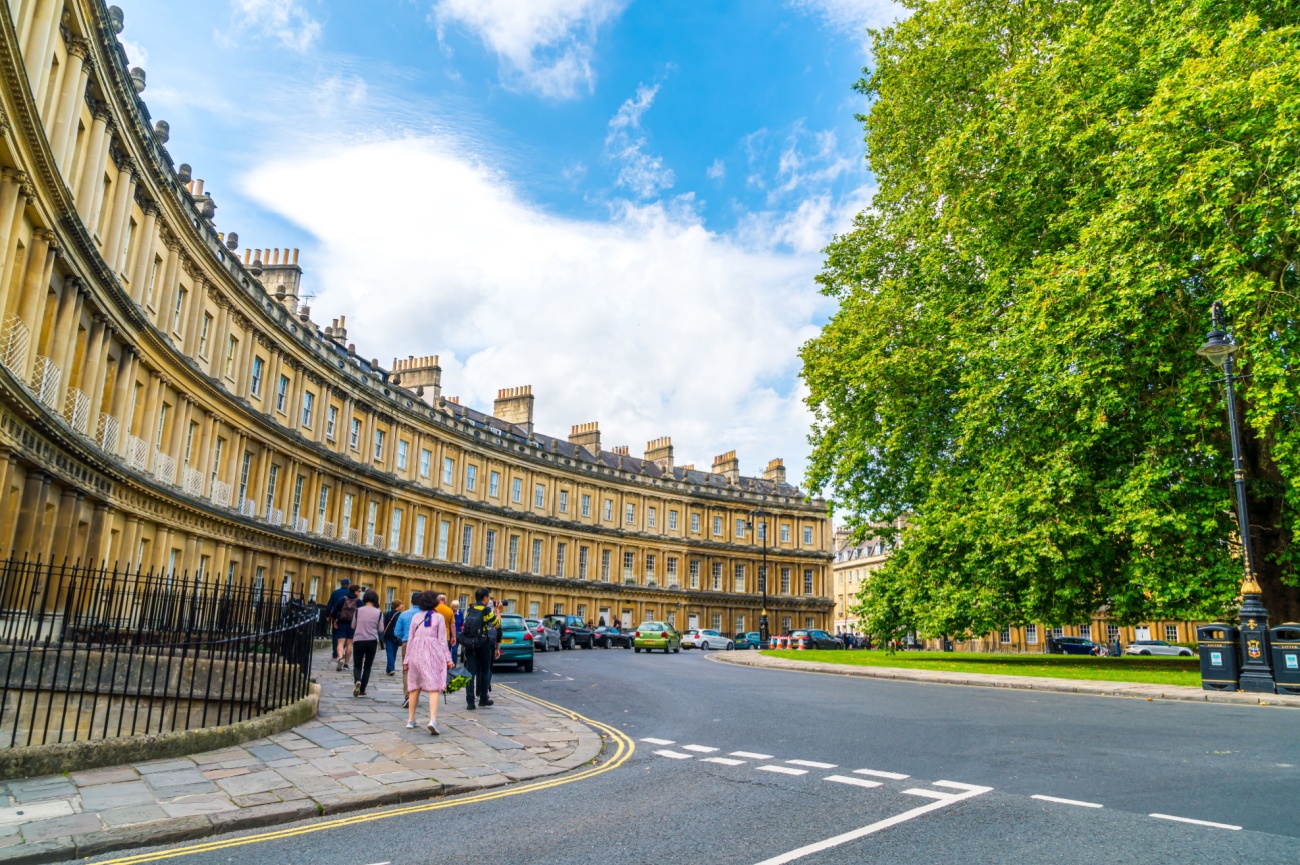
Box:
115;0;904;491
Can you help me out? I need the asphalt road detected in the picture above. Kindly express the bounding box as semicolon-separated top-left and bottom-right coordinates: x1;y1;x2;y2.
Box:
86;647;1300;865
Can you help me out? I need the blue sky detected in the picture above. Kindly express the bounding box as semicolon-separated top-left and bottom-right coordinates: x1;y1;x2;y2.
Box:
116;0;903;488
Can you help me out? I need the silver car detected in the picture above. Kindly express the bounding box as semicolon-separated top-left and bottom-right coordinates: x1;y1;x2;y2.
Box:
526;618;561;652
1124;639;1193;657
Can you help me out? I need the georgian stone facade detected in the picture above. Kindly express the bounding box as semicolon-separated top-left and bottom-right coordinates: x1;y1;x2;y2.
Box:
0;0;833;631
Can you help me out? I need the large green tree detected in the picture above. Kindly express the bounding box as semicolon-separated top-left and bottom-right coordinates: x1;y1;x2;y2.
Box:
802;0;1300;639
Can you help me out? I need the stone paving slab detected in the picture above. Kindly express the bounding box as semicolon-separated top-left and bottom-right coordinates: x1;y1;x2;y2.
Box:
712;651;1300;707
0;645;602;865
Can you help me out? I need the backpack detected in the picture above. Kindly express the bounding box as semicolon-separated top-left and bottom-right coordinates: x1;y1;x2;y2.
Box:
462;604;488;648
337;596;357;624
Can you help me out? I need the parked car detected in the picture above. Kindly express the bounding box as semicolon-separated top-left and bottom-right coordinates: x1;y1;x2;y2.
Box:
790;629;843;650
633;621;681;653
525;618;561;652
733;631;761;650
593;625;634;649
494;614;535;672
1125;639;1194;657
544;614;595;649
682;629;733;650
1049;636;1108;656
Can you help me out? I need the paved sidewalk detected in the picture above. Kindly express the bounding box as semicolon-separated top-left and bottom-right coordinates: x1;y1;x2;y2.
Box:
712;651;1300;708
0;646;603;865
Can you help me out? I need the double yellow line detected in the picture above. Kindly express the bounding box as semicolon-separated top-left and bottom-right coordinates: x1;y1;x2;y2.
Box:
97;687;634;865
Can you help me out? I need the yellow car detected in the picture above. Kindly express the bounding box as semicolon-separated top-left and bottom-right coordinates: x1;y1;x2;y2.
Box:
633;621;681;653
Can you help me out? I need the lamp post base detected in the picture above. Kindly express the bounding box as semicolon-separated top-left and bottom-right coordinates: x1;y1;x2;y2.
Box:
759;614;770;646
1238;591;1275;693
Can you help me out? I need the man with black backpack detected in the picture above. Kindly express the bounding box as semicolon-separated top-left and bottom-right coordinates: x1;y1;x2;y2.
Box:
461;587;499;710
332;584;359;672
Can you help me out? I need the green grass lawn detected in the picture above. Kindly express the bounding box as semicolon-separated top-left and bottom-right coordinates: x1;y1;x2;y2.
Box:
761;649;1202;687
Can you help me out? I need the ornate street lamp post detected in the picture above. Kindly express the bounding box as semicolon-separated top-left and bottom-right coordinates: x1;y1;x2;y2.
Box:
747;508;770;646
1197;301;1274;692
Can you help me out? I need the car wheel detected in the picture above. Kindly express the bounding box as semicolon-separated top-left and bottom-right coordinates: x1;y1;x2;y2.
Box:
522;660;533;673
634;647;641;653
726;641;734;651
673;647;680;654
1138;650;1150;655
1179;648;1193;657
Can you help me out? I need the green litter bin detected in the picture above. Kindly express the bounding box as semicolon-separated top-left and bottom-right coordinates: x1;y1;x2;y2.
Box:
1197;624;1240;692
1269;624;1300;696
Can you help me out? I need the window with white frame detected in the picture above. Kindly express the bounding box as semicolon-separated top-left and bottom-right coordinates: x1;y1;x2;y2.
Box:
603;499;613;521
758;522;766;541
1051;626;1064;638
711;613;722;631
373;429;385;461
559;490;569;513
529;601;540;618
349;418;361;451
999;628;1011;643
224;335;237;378
365;500;378;542
532;539;543;575
508;535;519;570
389;508;402;551
556;542;567;577
465;464;477;491
803;526;814;545
713;516;723;536
666;557;678;584
735;518;745;538
1165;624;1179;642
623;551;635;581
301;391;314;428
625;503;635;524
250;356;264;397
326;405;338;440
1026;624;1039;645
512;477;523;503
689;560;700;589
645;554;656;582
780;567;791;594
1107;624;1119;641
781;524;791;543
489;470;500;497
436;520;450;559
735;615;745;634
413;514;427;556
601;550;611;581
276;375;289;412
291;475;304;524
341;492;354;535
805;617;815;630
711;562;722;590
460;525;473;565
198;313;212;356
691;513;700;533
803;569;814;594
1080;624;1092;640
648;506;656;528
734;564;745;592
396;440;408;470
485;529;497;568
781;616;792;633
419;449;430;477
581;494;591;517
443;457;455;485
316;485;329;532
265;463;280;516
578;545;589;579
669;510;678;530
172;288;186;334
534;484;545;508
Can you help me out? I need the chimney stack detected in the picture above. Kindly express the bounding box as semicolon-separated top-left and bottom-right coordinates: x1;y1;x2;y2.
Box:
494;385;535;435
569;422;600;457
763;458;786;484
712;450;740;484
645;437;673;473
390;355;442;405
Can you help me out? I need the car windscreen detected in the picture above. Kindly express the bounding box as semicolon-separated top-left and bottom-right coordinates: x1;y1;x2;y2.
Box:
640;623;662;631
501;615;526;631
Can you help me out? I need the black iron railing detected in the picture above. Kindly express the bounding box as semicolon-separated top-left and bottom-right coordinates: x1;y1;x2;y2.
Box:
0;556;318;748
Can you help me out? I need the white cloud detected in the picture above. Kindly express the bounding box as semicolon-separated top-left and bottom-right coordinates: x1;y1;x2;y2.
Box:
706;158;726;181
229;0;322;52
788;0;905;52
605;83;675;199
433;0;626;100
118;37;149;67
242;134;831;482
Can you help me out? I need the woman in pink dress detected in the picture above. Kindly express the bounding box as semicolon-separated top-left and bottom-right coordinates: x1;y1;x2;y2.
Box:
404;590;453;734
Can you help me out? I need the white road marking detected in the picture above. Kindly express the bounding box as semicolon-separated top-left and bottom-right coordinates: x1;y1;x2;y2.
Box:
787;760;837;769
1150;814;1242;830
731;751;774;759
752;781;993;864
654;749;693;760
683;745;719;753
757;765;808;776
1033;794;1103;809
853;769;910;780
932;781;988;792
641;737;676;745
901;788;952;799
702;757;746;766
824;775;882;789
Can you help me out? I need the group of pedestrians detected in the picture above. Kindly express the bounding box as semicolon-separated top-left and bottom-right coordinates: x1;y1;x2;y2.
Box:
323;578;506;736
837;631;869;649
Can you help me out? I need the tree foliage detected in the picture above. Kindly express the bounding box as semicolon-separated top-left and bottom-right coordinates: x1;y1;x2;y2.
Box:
802;0;1300;639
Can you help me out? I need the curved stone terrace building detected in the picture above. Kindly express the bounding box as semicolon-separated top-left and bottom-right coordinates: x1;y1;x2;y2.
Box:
0;0;833;631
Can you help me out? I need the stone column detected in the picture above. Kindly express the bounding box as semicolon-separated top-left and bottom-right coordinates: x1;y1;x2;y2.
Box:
154;527;173;574
127;204;158;304
0;450;17;558
338;396;355;454
194;410;214;492
157;239;182;333
169;394;192;467
139;372;162;450
49;489;81;565
14;228;55;377
108;346;137;453
75;111;111;223
0;169;29;313
21;0;59;88
81;316;109;413
47;278;82;389
236;325;256;396
209;300;229;378
101;168;136;274
11;470;50;561
265;348;284;415
118;514;141;570
50;38;89;171
85;502;111;566
183;275;206;355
